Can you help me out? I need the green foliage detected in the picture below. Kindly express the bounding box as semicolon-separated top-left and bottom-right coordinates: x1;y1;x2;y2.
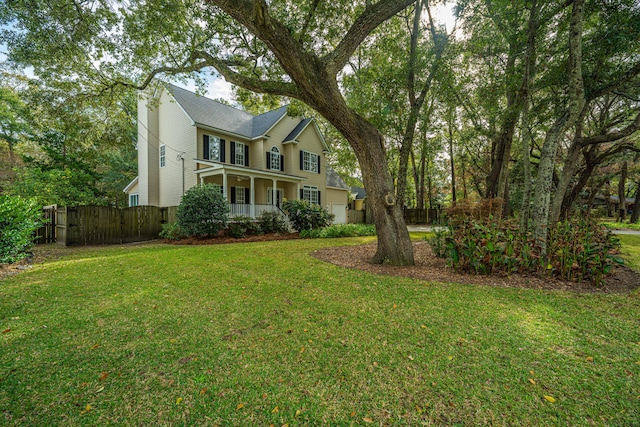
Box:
226;216;261;239
158;222;185;241
281;199;334;232
300;223;376;238
428;217;622;286
10;167;106;207
258;211;289;234
0;194;43;263
176;184;229;237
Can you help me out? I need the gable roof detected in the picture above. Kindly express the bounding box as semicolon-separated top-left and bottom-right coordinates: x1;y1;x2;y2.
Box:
350;186;366;199
326;168;349;190
164;83;287;139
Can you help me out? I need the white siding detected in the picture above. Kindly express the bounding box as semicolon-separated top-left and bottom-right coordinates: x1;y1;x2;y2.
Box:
157;90;198;207
137;93;160;206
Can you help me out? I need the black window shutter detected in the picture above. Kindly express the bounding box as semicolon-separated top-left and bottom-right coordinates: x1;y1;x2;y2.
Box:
266;152;271;169
245;188;250;204
244;144;249;166
230;186;236;203
220;139;226;163
280;155;284;172
317;155;321;174
230;142;236;164
300;188;304;199
203;135;210;160
300;150;304;170
318;190;321;205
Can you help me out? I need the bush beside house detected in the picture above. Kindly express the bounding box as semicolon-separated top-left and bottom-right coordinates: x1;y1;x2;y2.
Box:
176;184;229;237
0;195;43;264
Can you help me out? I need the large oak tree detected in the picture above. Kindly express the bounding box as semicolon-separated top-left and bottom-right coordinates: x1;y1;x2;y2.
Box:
1;0;418;265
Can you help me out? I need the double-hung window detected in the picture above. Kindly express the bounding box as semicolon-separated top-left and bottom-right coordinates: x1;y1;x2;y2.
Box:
203;135;224;161
301;150;320;173
159;145;166;168
129;194;139;207
235;186;245;204
302;185;320;205
231;142;249;166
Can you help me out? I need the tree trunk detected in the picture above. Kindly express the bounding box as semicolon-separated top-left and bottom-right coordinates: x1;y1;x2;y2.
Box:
320;101;414;265
448;111;457;204
549;141;582;223
618;161;627;221
531;0;585;254
630;183;640;224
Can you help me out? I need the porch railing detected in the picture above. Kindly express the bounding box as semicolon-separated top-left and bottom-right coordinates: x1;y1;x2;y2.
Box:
229;203;282;219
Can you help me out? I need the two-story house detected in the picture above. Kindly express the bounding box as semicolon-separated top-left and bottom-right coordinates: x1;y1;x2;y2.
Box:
124;83;349;223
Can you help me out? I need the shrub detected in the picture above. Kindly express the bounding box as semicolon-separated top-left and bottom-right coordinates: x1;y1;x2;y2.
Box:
0;195;43;264
159;223;185;240
281;199;334;232
427;216;622;285
301;223;376;238
177;184;229;237
227;216;261;239
258;211;289;234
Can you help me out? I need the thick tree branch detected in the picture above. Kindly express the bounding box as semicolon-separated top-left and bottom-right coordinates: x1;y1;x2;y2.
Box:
324;0;417;74
577;111;640;146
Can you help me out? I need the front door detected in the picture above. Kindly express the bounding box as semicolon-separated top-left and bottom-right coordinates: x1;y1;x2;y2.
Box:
267;188;284;207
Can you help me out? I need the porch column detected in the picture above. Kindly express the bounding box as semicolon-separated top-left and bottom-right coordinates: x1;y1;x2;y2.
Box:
296;184;300;201
200;175;204;185
272;179;277;206
222;171;228;200
250;176;255;218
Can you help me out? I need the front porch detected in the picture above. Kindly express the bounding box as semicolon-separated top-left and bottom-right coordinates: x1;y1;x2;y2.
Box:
228;203;283;219
195;160;305;219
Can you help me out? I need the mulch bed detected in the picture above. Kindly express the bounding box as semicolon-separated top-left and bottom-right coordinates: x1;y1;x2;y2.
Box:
311;241;640;294
166;232;301;245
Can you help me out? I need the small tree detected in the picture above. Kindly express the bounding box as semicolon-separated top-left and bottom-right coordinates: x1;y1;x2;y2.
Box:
281;199;334;232
177;184;229;237
0;195;43;264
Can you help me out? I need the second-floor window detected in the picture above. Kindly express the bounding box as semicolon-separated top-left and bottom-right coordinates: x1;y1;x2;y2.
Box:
300;150;320;173
159;145;166;168
268;146;283;171
203;135;225;162
231;141;249;166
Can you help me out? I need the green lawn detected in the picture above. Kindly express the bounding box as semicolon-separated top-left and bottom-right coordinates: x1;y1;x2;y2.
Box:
1;237;639;426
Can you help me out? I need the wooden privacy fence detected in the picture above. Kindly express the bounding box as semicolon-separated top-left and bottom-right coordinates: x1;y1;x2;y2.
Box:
347;210;365;224
39;205;178;246
403;208;445;225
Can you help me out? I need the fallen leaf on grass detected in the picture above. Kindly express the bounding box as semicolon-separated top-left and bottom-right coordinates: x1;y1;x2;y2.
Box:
2;328;11;334
272;406;279;413
236;403;244;410
80;404;91;414
199;388;207;396
99;372;108;381
95;386;104;393
528;378;536;385
295;409;301;418
350;411;356;417
176;397;183;404
586;356;593;362
299;347;305;353
91;343;101;349
363;417;374;423
543;395;556;403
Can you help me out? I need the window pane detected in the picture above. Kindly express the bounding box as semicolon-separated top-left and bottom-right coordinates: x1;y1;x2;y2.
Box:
209;136;220;161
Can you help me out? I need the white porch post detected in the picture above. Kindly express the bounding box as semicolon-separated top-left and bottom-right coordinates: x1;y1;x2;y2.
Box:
200;175;204;185
250;176;255;218
272;179;277;206
222;171;228;200
296;184;300;201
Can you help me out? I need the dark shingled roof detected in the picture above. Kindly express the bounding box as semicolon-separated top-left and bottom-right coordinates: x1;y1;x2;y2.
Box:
165;83;287;139
283;118;313;143
326;168;349;189
350;186;366;199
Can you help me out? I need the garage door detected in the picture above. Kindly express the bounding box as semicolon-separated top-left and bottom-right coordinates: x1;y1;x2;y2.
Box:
332;204;347;224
